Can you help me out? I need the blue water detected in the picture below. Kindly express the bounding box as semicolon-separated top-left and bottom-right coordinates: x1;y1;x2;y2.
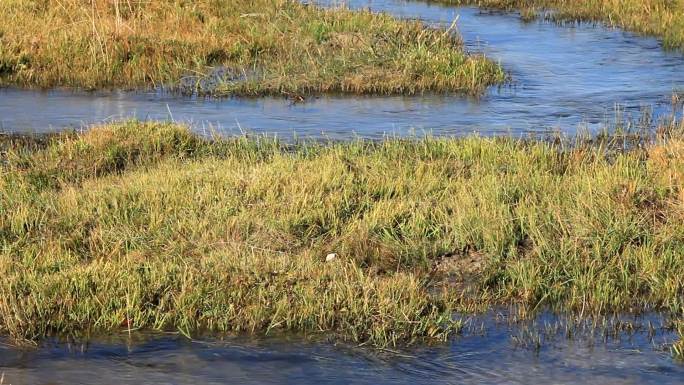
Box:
1;312;682;384
2;1;684;138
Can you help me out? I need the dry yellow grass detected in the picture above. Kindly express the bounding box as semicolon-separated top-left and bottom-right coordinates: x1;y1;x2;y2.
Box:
1;121;683;349
441;0;684;49
0;0;504;95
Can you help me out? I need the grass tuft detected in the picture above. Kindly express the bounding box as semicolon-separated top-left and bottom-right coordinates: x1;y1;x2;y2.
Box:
674;321;684;359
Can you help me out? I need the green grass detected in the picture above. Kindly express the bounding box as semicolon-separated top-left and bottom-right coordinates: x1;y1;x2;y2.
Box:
1;121;684;348
433;0;684;50
0;0;504;96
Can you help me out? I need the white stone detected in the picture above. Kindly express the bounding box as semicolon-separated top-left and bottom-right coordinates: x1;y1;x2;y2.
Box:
325;253;337;262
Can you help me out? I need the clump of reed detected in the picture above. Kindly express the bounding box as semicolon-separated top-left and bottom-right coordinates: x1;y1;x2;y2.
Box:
1;120;683;348
0;0;504;96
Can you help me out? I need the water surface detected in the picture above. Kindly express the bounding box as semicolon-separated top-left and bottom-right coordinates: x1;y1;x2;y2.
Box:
2;1;684;138
1;313;681;384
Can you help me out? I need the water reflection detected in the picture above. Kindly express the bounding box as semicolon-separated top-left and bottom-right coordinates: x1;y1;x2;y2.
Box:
1;312;682;385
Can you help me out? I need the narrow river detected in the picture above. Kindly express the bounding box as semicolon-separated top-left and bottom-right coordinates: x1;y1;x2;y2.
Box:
2;1;684;138
2;312;683;384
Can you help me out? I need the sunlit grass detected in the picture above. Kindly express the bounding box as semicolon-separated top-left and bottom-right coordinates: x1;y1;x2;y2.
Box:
435;0;684;49
1;121;683;347
0;0;504;95
674;330;684;359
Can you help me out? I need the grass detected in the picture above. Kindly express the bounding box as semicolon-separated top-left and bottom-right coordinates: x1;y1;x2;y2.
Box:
675;323;684;359
0;0;504;96
1;120;684;349
434;0;684;49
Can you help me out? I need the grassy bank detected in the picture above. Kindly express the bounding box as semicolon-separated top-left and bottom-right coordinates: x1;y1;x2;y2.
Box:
0;0;504;96
1;121;684;348
437;0;684;49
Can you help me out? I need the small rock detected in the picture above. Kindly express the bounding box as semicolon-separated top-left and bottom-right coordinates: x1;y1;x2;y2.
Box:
325;253;337;262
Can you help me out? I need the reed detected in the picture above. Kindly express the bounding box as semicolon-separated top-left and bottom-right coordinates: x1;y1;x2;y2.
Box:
675;330;684;359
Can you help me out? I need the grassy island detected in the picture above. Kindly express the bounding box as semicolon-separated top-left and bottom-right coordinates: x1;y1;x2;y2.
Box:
1;121;683;350
0;0;504;95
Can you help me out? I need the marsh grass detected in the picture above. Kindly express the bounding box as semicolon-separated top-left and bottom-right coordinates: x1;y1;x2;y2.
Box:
437;0;684;49
674;324;684;359
1;121;684;347
0;0;504;96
